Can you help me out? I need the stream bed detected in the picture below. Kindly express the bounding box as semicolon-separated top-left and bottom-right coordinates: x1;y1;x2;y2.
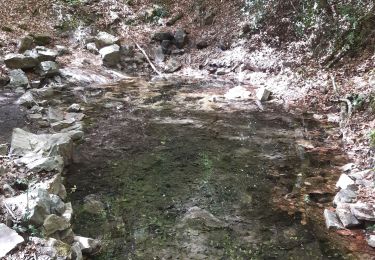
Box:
65;78;347;259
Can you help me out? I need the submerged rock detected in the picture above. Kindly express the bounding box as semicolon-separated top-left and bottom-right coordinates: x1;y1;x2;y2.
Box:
0;224;24;258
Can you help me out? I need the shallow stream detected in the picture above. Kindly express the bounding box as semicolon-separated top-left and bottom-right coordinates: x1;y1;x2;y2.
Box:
65;78;346;259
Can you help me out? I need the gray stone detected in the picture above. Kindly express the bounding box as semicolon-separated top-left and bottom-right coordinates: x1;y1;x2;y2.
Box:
62;202;73;222
34;174;67;200
95;32;119;49
49;194;66;215
196;39;209;49
48;107;64;123
336;203;361;228
2;183;15;197
18;36;34;53
0;73;10;87
367;235;375;248
350;203;375;221
83;194;105;215
0;143;8;155
336;174;355;190
164;58;182;73
71;242;83;260
30;80;41;88
74;236;101;255
21;155;65;173
256;87;271;101
86;42;99;54
99;44;120;67
333;189;357;206
55;45;70;56
0;224;24;258
43;214;71;236
16;91;34;108
64;112;85;121
8;69;29;88
37;49;58;62
340;163;355;172
39;61;59;77
31;86;55;99
152;32;174;42
174;29;188;49
51;118;76;132
32;34;52;46
323;209;343;229
4;53;38;69
46;238;72;259
154;46;165;64
67;103;81;112
349;169;372;180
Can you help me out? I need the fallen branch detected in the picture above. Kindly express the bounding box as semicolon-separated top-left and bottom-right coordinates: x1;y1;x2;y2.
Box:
133;42;162;76
4;203;16;220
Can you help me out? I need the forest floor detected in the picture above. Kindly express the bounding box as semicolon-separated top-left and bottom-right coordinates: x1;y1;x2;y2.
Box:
0;0;374;258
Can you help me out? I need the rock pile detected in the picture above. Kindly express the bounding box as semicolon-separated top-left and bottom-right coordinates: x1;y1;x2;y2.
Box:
324;164;375;248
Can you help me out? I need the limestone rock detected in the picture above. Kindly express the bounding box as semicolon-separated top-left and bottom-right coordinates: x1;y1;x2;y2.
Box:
8;69;29;88
336;174;355;190
336;203;360;228
43;214;71;236
4;53;38;69
74;236;101;255
0;224;24;258
99;44;120;67
256;87;271;101
39;61;59;77
95;32;119;49
323;209;343;229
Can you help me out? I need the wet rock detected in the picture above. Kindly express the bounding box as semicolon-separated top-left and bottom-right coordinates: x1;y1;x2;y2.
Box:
367;235;375;248
86;42;99;54
152;32;174;42
18;35;34;53
164;58;182;73
0;224;24;258
336;174;355;190
43;214;71;236
83;194;105;215
256;87;271;101
174;29;188;49
67;103;81;112
95;31;120;49
333;189;357;206
4;53;38;69
336;203;361;228
324;209;343;229
16;91;34;108
99;44;120;67
32;34;52;46
74;236;101;255
350;203;375;221
8;69;29;88
39;61;59;77
196;39;209;49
